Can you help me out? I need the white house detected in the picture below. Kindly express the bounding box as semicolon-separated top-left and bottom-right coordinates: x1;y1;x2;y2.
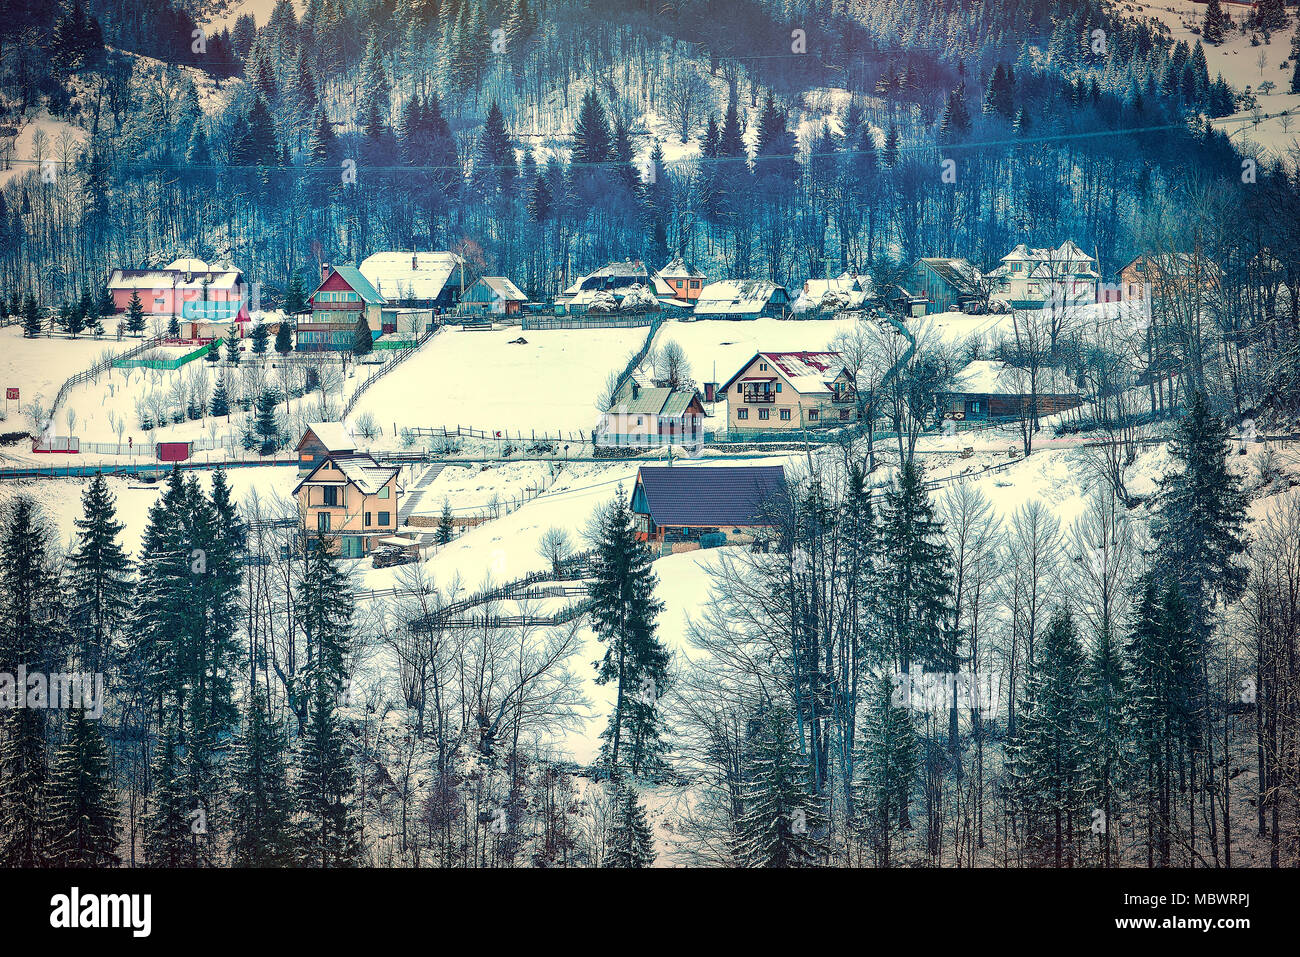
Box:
987;241;1099;308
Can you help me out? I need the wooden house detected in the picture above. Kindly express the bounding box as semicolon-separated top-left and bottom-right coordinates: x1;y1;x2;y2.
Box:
300;264;386;351
294;451;402;557
596;378;706;448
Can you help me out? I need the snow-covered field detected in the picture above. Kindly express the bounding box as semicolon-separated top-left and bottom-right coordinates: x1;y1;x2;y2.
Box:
650;315;867;387
349;324;651;436
0;327;134;426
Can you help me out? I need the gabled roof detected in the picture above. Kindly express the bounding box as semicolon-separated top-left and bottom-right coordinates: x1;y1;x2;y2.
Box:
657;258;706;280
298;422;355;454
294;452;399;495
610;379;702;416
108;262;244;291
721;351;845;395
916;258;982;295
561;261;678;302
633;465;788;528
358;251;463;302
321;265;386;304
476;276;528;301
693;280;788;315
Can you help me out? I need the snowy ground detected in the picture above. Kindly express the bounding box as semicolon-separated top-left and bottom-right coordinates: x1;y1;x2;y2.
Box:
1133;0;1300;162
348;324;651;437
0;327;135;428
650;315;867;389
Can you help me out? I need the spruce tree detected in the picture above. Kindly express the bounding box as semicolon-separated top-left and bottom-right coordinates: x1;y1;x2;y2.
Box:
210;378;230;417
274;318;294;353
44;708;119;867
1006;607;1091;866
226;333;241;364
856;672;917;864
22;293;42;337
436;500;454;545
126;289;145;334
228;692;295;866
877;460;954;673
294;683;362;866
352;316;373;358
0;497;62;866
731;706;826;868
295;538;354;713
1202;0;1227;45
69;473;130;672
255;388;281;454
605;783;656;868
588;492;668;776
143;719;196;867
251;322;270;354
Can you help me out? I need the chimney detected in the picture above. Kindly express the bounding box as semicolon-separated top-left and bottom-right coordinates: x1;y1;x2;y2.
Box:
631;380;640;399
321;262;330;283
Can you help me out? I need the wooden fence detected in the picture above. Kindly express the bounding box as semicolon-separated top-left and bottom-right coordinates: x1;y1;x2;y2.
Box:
339;326;438;420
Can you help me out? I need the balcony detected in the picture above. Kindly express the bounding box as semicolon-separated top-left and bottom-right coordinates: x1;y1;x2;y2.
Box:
742;390;776;403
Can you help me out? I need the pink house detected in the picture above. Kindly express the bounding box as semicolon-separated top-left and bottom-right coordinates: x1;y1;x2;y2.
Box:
107;258;250;341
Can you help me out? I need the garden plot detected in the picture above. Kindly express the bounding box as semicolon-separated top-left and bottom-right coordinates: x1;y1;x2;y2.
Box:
348;324;651;436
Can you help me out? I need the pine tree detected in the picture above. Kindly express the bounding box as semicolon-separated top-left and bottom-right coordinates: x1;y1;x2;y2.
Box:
1006;606;1091;866
228;692;295;866
22;293;41;337
294;684;361;866
143;720;196;867
855;672;917;864
352;316;373;357
878;460;954;673
126;289;145;334
295;538;354;712
44;708;119;866
251;322;270;354
572;89;612;167
1203;0;1228;45
225;333;241;364
436;500;454;545
254;388;281;454
284;273;308;316
69;473;130;672
275;318;294;353
588;492;668;776
605;783;656;867
211;379;230;417
0;497;62;866
731;706;826;868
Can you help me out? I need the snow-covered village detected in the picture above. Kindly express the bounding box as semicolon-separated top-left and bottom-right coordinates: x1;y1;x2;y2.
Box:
0;0;1297;919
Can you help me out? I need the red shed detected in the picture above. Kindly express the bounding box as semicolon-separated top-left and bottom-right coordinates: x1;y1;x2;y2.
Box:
156;441;192;462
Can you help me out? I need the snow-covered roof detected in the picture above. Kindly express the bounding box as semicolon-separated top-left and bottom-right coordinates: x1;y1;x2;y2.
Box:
996;241;1098;278
477;276;528;302
561;260;677;301
302;422;355;453
794;272;876;313
294;452;399;495
694;280;788;316
947;359;1078;396
917;258;983;294
108;265;244;291
657;258;706;280
165;257;212;272
359;251;464;303
722;351;845;395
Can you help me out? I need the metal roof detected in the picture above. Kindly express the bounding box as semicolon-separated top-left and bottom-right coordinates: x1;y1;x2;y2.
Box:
633;465;787;528
325;265;386;304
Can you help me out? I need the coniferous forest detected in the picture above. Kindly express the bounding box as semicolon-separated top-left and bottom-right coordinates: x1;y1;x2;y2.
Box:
2;1;1300;925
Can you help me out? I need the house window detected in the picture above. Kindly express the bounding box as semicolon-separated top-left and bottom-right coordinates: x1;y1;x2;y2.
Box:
780;409;791;421
365;511;372;527
840;409;850;420
690;280;700;289
737;408;749;420
378;486;389;499
322;486;339;506
758;408;769;420
808;410;819;421
775;383;781;392
378;511;390;525
317;512;330;533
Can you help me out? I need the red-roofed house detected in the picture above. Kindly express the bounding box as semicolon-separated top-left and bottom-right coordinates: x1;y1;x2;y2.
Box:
720;351;858;432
